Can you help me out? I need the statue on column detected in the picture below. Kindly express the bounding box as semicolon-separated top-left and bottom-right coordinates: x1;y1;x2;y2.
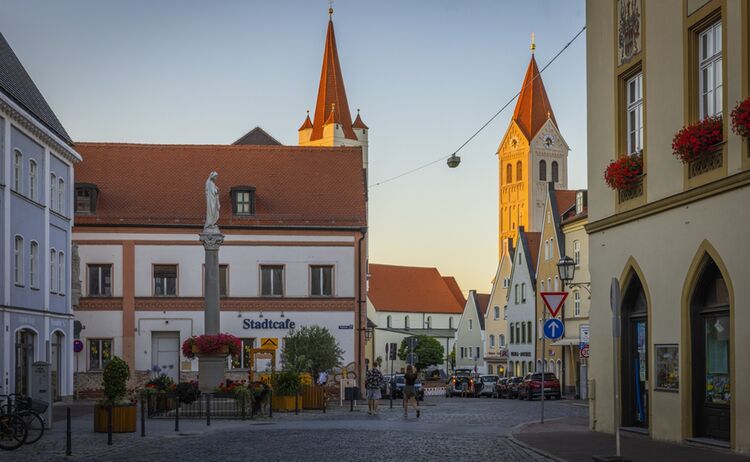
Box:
204;171;220;233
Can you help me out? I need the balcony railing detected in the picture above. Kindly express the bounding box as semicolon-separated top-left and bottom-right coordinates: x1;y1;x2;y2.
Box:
688;148;723;179
618;175;644;203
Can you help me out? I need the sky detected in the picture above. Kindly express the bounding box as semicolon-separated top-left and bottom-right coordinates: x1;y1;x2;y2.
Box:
0;0;587;295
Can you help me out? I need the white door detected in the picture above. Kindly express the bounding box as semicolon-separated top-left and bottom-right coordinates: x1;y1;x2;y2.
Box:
152;332;180;383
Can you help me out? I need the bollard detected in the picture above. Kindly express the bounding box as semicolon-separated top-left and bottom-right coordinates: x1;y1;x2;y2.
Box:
250;393;255;420
295;394;299;415
240;393;246;421
174;396;180;432
206;394;211;426
323;390;326;414
141;398;146;437
107;404;113;446
269;390;273;418
66;407;72;456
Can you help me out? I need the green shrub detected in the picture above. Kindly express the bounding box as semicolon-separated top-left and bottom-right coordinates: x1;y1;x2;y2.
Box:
272;371;301;396
103;356;130;405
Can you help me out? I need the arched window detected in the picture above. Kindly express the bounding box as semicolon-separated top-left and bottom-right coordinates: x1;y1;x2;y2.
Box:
506;164;513;184
510;323;515;344
488;364;494;374
494;306;500;320
386;315;391;328
58;251;65;295
13;150;22;192
28;159;37;201
50;249;57;293
50;173;57;211
499;334;505;346
29;241;39;288
521;283;526;302
539;159;547;181
516;161;523;181
14;235;24;285
404;315;409;329
58;178;65;214
520;324;526;343
527;322;532;343
551;161;559;182
490;334;495;348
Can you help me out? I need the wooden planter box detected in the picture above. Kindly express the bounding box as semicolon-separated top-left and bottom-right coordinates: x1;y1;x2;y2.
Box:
271;394;303;412
301;385;326;410
94;404;137;433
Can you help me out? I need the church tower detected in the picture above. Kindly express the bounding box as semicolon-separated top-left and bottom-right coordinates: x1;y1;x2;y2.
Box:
498;38;569;257
299;7;369;169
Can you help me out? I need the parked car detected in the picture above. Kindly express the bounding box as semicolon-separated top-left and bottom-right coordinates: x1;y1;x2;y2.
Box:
445;370;477;397
477;375;499;397
518;373;562;400
424;366;447;380
392;374;425;401
503;376;524;399
495;377;509;398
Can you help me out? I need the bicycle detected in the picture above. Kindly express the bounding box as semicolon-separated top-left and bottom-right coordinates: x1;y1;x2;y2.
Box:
0;395;27;451
10;395;46;444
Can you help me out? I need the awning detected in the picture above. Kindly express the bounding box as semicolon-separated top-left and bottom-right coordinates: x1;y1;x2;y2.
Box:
552;338;581;346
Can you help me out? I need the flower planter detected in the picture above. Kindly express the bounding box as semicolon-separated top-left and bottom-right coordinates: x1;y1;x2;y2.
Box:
192;345;229;355
94;404;137;433
672;117;723;164
272;394;303;412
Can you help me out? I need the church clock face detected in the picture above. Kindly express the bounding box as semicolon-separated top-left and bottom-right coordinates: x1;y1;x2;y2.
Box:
511;137;519;148
544;135;555;147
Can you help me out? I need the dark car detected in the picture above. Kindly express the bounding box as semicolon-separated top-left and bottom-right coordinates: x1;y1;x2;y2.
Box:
495;377;510;398
518;372;562;400
504;376;524;399
392;374;425;401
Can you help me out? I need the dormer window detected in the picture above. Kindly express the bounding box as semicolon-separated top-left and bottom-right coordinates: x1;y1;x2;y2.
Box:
575;191;587;215
74;183;99;214
231;186;256;216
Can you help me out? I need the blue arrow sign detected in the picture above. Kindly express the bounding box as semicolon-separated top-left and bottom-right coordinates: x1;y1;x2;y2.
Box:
543;319;564;340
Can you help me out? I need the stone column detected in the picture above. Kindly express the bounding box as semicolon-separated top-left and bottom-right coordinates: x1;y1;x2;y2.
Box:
198;231;225;392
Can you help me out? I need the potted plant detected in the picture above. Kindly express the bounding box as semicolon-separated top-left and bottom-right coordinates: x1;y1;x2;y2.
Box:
182;333;241;358
672;116;723;164
731;97;750;138
174;381;201;405
271;371;303;412
604;152;643;191
143;366;176;412
94;356;137;433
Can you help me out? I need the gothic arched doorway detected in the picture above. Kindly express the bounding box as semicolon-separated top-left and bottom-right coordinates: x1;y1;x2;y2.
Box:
621;274;648;428
690;259;730;441
15;329;36;395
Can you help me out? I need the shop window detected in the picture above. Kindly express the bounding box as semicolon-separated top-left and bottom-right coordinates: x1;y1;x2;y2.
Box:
310;265;333;296
88;264;112;297
14;235;23;286
231;186;256;216
260;265;283;297
154;264;178;296
89;338;113;371
231;338;255;369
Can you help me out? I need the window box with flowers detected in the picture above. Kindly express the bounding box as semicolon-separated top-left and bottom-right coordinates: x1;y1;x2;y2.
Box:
731;97;750;140
182;333;241;358
672;116;724;178
605;153;644;203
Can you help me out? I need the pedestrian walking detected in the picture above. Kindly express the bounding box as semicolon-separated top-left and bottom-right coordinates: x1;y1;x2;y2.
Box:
365;362;383;415
317;370;328;386
403;365;420;418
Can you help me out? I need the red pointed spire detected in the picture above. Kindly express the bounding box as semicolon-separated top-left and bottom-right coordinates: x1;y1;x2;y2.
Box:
512;55;557;140
310;16;357;141
352;109;368;129
298;110;313;131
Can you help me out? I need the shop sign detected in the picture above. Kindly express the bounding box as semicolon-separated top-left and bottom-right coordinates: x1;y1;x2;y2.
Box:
261;338;279;350
243;318;295;330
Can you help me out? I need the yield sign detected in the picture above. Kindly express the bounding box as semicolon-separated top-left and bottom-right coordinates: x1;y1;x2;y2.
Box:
540;292;568;318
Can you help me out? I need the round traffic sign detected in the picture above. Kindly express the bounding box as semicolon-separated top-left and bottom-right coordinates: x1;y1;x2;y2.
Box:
543;318;564;340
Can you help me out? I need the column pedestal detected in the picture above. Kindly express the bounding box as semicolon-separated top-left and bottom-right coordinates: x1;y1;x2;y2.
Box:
199;230;225;391
197;354;227;392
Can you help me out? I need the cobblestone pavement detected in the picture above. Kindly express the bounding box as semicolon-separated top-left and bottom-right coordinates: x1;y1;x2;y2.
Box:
5;396;587;461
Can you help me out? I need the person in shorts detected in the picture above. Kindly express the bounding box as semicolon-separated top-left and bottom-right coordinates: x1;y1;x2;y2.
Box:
365;362;383;415
403;364;420;418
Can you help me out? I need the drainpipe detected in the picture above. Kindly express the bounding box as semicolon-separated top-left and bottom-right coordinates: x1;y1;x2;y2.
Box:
357;227;368;390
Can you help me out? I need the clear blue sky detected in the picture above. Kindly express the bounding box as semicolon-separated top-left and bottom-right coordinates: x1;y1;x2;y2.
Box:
1;0;587;295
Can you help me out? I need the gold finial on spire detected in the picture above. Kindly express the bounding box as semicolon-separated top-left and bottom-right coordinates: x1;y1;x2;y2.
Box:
530;32;536;53
328;0;334;18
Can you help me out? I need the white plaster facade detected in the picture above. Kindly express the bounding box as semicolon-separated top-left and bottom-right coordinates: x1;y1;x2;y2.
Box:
506;230;537;377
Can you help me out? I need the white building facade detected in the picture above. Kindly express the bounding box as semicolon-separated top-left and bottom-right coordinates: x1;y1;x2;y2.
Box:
505;227;539;378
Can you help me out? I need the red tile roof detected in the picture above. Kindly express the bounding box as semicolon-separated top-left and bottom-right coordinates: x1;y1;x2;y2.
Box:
512;55;557;140
298;113;313;131
475;293;491;317
368;264;465;314
525;231;542;269
554;190;577;217
442;276;466;306
352;111;368;130
310;19;357;141
73;143;366;228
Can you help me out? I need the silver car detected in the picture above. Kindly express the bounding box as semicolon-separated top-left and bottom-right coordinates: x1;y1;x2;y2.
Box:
478;375;499;397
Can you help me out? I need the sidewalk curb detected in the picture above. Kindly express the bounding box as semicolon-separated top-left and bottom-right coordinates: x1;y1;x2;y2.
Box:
508;434;568;462
510;416;567;434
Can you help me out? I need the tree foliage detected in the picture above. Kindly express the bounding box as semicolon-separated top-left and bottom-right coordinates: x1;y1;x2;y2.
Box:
397;335;444;371
281;325;343;378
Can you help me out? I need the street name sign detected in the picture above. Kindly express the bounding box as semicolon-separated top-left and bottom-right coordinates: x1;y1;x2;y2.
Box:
543;318;564;340
540;292;568;318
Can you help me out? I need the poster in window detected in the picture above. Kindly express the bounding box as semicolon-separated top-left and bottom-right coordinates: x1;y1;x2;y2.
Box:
654;344;679;392
618;0;641;66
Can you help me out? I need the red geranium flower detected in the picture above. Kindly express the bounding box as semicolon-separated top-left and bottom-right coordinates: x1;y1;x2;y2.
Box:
731;97;750;138
672;116;723;163
604;153;643;191
182;333;241;359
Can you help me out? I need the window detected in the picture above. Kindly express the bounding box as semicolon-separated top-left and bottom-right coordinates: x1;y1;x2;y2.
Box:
506;164;513;184
521;283;526;302
574;240;581;265
231;186;256;215
28;160;37;201
539;159;547;181
58;252;65;294
476;347;480;358
554;276;560;291
29;241;38;289
494;306;500;320
518;252;522;265
698;21;722;119
310;265;333;296
516;324;521;345
88;339;113;371
14;235;23;286
576;191;584;214
154;265;178;296
231;338;255;369
260;265;283;297
449;317;454;329
50;249;57;293
626;72;644;153
521;323;526;343
514;284;519;304
404;316;410;329
58;178;65;214
13;150;22;192
541;280;545;291
75;183;99;214
502;278;508;288
574;290;581;317
460;347;465;359
219;264;228;297
510;323;515;344
469;319;473;330
426;316;432;329
544;240;550;260
88;264;112;296
527;322;532;344
551;161;559;183
499;334;505;347
550;237;555;259
50;173;57;211
490;335;495;348
516;161;522;182
547;277;552;291
386;315;392;328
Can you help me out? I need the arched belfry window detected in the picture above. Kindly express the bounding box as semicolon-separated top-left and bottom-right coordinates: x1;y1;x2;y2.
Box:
516;161;523;182
506;164;513;184
539;160;547;181
551;161;559;183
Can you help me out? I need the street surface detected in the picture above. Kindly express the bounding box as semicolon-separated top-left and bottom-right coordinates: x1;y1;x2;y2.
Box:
6;396;588;461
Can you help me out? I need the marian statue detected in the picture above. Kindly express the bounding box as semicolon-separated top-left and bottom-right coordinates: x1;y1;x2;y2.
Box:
204;171;220;232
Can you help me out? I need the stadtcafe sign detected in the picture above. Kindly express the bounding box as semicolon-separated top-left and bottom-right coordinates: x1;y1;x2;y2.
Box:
242;318;296;330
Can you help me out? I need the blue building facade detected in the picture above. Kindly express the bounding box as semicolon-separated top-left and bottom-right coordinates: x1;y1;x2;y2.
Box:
0;32;81;400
